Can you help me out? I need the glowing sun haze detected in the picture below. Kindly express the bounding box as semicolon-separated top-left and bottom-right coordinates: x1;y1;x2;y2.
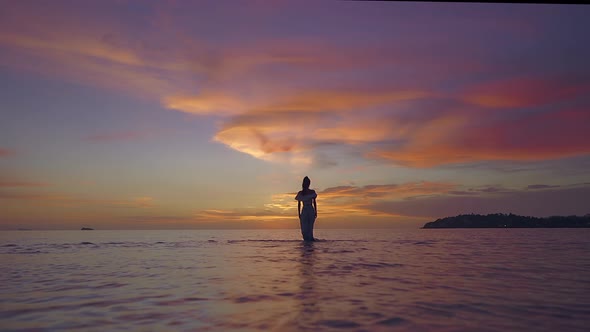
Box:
1;1;589;230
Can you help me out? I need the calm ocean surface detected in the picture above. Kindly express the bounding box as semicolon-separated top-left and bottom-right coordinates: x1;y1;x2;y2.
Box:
1;229;589;331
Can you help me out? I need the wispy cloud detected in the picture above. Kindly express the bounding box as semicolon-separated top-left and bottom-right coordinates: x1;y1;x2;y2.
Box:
192;182;590;224
188;74;589;168
366;183;590;219
1;1;589;171
194;181;458;224
526;184;560;190
0;181;50;188
0;189;155;209
368;102;590;167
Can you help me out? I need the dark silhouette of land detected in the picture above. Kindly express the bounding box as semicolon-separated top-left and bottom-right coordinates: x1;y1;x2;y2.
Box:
423;213;590;228
81;227;94;230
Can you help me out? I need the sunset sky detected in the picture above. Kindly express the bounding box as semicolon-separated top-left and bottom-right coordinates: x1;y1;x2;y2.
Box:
1;1;589;230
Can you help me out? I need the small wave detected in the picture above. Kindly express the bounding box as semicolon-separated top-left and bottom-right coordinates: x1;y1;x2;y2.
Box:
323;249;355;253
116;312;170;321
92;282;127;290
227;239;302;244
232;294;274;303
155;297;209;306
327;262;403;272
184;297;209;301
317;319;361;328
359;262;403;268
225;239;370;244
313;239;371;243
377;317;408;326
398;240;438;246
17;249;44;254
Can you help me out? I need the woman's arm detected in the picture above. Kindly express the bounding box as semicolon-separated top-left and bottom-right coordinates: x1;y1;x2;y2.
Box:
313;198;317;217
298;200;301;218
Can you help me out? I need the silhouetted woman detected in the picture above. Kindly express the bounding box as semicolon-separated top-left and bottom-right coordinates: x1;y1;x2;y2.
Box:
295;176;317;241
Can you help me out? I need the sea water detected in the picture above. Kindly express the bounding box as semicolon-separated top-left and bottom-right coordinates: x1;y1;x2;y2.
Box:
1;229;589;331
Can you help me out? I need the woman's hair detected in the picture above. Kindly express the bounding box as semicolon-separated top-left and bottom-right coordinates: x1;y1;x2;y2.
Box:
302;176;311;191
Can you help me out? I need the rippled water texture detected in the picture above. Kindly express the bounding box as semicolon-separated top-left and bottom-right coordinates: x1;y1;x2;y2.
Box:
1;229;589;331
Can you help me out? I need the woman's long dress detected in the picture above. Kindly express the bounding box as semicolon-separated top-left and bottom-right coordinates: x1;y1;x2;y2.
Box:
295;191;317;241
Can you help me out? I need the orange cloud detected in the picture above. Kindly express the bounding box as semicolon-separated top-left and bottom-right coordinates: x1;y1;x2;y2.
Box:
2;2;588;171
0;32;145;68
270;89;432;113
320;182;456;199
316;182;457;217
210;84;589;168
196;209;292;222
166;88;431;115
204;72;590;167
0;3;444;169
3;4;426;125
371;137;590;168
0;4;200;99
164;93;248;116
206;88;432;164
239;181;459;221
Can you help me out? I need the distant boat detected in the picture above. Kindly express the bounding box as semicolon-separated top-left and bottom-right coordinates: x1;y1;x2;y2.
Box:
81;227;94;230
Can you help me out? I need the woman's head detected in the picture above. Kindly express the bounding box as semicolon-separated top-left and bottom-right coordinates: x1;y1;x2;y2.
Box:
302;176;311;190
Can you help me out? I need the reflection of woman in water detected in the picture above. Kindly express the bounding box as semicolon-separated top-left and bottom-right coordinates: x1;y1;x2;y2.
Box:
295;176;317;241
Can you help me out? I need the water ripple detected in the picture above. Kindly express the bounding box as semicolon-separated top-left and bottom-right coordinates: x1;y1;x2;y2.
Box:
1;229;589;332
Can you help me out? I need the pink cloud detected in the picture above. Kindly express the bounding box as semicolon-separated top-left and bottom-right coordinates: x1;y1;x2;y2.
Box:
195;73;589;168
0;148;15;157
369;100;590;167
461;76;590;108
1;2;588;171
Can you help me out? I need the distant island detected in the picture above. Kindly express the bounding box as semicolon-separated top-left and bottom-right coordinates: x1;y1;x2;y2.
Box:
81;227;94;230
423;213;590;228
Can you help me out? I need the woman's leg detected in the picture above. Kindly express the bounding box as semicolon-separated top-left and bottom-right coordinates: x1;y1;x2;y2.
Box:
301;212;313;241
300;218;306;240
